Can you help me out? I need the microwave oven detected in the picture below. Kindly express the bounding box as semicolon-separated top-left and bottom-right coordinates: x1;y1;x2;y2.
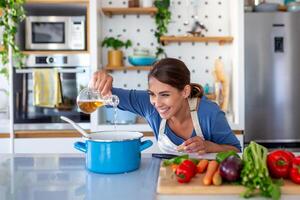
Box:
25;16;86;50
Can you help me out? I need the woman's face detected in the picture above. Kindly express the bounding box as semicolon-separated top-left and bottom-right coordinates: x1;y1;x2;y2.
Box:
148;77;189;119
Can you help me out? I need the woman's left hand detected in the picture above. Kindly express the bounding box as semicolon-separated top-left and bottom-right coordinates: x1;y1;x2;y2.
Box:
178;136;208;154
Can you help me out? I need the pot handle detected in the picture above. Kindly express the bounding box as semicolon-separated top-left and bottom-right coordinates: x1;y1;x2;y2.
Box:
139;140;153;152
74;142;87;153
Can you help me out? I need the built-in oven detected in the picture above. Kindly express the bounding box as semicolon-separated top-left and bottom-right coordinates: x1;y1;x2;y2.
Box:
13;54;90;130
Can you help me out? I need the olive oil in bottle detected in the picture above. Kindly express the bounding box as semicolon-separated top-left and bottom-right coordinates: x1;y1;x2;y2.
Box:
77;100;105;114
77;88;119;114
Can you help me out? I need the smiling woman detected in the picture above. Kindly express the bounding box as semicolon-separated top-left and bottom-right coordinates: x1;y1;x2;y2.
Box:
89;58;241;154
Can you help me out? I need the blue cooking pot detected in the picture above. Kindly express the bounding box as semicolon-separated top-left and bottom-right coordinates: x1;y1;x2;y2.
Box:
74;131;153;174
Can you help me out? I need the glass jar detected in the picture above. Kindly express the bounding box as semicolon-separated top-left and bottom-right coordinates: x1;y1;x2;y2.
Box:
76;88;119;114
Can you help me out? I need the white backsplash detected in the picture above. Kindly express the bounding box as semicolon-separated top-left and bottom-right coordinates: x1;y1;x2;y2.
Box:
93;0;244;130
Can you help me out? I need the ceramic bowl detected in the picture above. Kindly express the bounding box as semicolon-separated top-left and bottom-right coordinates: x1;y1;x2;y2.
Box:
128;56;157;66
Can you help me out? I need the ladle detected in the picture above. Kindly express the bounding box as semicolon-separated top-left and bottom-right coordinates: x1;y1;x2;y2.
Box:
60;116;91;139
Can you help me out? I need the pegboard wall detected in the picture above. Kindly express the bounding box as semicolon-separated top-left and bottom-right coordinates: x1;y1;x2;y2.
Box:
98;0;235;112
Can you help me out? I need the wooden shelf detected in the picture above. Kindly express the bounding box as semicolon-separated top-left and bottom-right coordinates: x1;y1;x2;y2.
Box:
0;45;4;51
105;66;152;71
22;50;89;55
160;36;234;45
26;0;89;4
101;7;157;17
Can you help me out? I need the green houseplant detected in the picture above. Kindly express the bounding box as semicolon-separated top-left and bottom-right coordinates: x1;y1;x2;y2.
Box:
154;0;171;58
0;0;26;79
101;37;132;67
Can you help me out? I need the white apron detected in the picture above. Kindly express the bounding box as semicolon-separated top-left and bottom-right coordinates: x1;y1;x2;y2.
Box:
157;98;204;154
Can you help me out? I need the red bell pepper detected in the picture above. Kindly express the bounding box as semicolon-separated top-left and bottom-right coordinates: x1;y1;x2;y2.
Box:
290;156;300;184
284;150;295;160
175;164;193;183
267;150;294;178
181;159;197;176
175;159;197;183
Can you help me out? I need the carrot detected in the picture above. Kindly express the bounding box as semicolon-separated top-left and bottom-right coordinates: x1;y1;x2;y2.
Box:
203;160;219;185
197;159;209;173
171;164;178;172
212;167;222;186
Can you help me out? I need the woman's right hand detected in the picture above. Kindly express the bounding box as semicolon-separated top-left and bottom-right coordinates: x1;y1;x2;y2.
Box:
89;70;113;96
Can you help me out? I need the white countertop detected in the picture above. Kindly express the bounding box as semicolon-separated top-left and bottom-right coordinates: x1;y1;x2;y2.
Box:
0;153;299;200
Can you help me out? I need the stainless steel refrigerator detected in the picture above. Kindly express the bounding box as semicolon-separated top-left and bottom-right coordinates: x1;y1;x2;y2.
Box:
245;12;300;149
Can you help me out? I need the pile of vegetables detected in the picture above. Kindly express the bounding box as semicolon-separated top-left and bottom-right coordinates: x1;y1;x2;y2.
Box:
162;142;300;200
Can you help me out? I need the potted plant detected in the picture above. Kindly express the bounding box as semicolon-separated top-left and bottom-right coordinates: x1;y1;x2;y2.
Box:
0;0;26;118
154;0;171;58
101;37;132;67
0;0;26;79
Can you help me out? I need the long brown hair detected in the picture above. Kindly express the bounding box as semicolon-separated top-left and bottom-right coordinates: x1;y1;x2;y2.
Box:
148;58;203;98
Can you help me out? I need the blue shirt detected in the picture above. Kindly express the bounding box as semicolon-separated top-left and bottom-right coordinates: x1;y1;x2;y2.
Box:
112;88;241;151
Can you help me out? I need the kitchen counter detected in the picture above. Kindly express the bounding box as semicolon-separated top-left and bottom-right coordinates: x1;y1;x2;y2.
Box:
0;153;160;200
0;154;299;200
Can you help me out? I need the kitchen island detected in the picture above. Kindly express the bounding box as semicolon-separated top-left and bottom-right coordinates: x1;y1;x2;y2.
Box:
0;154;298;200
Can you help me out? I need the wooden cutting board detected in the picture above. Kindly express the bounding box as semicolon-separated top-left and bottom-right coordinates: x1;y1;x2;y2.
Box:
157;164;300;195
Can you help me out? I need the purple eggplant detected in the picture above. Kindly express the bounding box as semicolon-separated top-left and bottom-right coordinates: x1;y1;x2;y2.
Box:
219;155;243;182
